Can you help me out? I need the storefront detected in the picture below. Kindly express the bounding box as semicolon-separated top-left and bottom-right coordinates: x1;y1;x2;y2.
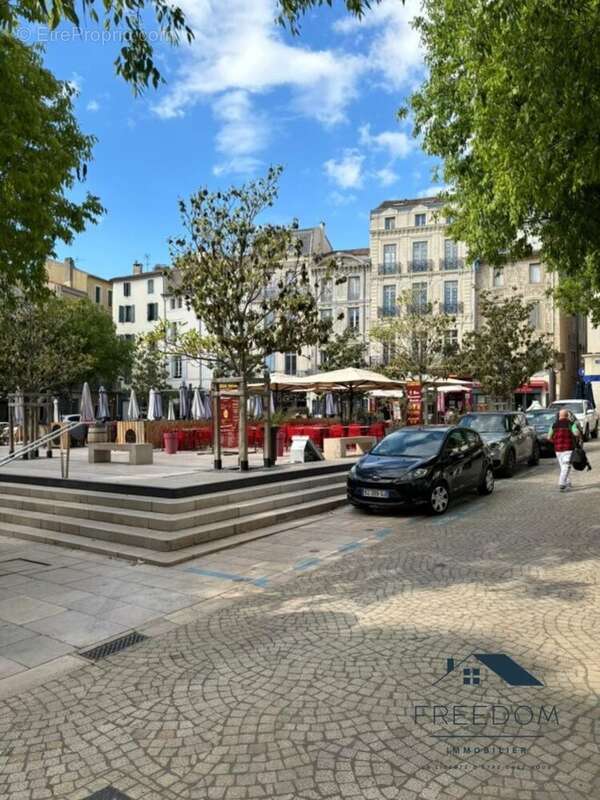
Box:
513;377;549;410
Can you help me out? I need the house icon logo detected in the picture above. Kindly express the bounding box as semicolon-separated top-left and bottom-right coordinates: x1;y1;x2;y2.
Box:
433;654;544;688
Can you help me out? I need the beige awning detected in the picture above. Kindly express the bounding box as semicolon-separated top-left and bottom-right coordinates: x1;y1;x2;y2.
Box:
264;368;405;392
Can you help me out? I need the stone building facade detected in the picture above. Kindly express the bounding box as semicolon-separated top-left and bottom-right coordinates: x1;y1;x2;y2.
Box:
46;257;113;310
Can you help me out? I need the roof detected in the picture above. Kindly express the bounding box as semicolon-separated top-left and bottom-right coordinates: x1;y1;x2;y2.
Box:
110;266;170;283
371;196;444;214
433;653;543;687
328;248;370;258
293;226;333;256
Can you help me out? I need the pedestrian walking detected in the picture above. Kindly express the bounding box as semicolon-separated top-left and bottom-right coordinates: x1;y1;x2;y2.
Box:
548;409;581;491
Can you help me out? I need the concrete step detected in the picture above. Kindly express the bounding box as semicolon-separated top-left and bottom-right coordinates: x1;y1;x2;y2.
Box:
0;471;347;513
0;480;345;531
0;489;348;552
0;507;346;566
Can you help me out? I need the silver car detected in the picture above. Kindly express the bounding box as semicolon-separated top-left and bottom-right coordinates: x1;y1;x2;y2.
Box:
458;411;539;477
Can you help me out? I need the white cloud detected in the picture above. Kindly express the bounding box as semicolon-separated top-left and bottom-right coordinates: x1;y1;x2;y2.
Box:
324;149;364;189
329;190;357;206
67;72;83;94
334;0;423;91
375;167;399;187
417;184;450;197
152;0;363;125
86;99;100;112
359;123;414;160
210;90;269;175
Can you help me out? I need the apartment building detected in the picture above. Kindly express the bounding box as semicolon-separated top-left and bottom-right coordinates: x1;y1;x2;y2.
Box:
477;258;585;403
46;257;113;309
368;197;473;366
112;262;213;391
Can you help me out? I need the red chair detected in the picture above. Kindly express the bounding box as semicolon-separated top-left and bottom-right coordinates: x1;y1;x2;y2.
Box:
329;424;345;438
368;423;385;440
247;426;256;447
176;430;186;450
254;426;264;447
347;424;362;437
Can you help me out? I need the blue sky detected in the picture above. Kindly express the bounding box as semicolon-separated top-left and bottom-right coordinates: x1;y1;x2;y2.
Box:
33;0;441;279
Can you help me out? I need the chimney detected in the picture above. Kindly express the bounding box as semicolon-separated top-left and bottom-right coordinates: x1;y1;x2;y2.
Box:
66;257;75;286
132;260;143;275
446;658;455;674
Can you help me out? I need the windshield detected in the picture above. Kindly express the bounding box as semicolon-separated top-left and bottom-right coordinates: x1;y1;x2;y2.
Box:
527;411;556;426
459;415;509;433
551;402;583;414
371;429;446;458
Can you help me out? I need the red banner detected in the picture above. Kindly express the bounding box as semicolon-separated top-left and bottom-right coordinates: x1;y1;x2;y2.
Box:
406;382;423;425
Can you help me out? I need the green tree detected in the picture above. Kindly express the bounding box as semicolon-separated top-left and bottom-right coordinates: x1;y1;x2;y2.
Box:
370;291;459;384
409;0;600;321
320;328;367;370
170;166;333;469
130;336;169;402
457;292;556;405
0;293;129;393
0;35;102;299
2;0;193;92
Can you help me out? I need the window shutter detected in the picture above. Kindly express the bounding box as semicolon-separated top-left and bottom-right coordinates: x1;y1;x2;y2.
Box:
118;306;124;323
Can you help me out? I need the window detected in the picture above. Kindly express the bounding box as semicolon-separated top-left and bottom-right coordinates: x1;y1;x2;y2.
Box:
167;322;177;343
348;307;360;330
108;290;113;307
348;276;360;301
382;342;396;366
320;308;333;321
118;305;135;323
412;282;427;311
415;213;426;227
171;356;182;379
462;429;481;449
95;286;101;304
384;216;395;230
528;301;541;329
444;280;459;313
445;429;468;455
147;278;154;294
412;241;428;271
463;667;481;686
284;353;297;375
529;263;541;283
444;329;459;352
493;269;504;287
123;282;131;297
178;297;183;309
147;302;159;322
170;297;176;310
321;279;333;303
444;239;458;269
264;353;276;371
382;244;397;274
382;285;396;315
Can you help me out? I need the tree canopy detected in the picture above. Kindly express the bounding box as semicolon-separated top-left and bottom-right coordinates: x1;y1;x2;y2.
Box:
0;294;131;394
457;292;556;402
320;328;367;370
2;0;193;92
0;35;102;299
411;0;600;321
130;337;169;401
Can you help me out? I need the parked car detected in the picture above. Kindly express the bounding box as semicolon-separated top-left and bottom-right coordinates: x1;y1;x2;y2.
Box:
458;411;539;477
548;399;598;441
61;414;86;446
347;425;494;515
526;408;584;456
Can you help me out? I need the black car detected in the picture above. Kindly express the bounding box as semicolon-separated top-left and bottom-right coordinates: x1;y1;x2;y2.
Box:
347;425;494;515
458;411;539;476
526;409;584;456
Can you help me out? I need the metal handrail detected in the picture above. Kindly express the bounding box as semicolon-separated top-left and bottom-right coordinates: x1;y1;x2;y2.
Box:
0;420;81;469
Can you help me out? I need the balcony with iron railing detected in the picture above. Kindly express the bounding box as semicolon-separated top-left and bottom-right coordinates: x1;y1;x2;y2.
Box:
441;257;465;271
441;301;464;315
408;259;433;273
378;262;399;275
405;302;429;315
378;305;400;318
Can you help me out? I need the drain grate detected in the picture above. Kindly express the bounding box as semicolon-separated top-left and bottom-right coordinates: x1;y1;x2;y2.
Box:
79;631;149;662
84;788;132;800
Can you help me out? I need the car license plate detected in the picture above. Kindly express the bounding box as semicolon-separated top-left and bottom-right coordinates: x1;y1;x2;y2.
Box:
362;488;389;498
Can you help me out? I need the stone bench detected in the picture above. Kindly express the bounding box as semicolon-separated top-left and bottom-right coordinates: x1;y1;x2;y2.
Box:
323;435;376;460
88;442;154;465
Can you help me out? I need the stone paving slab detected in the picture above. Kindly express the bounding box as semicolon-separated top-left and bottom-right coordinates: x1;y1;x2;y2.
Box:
0;449;599;797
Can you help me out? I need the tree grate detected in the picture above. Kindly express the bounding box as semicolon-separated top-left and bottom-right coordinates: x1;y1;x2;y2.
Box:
79;631;149;661
84;788;133;800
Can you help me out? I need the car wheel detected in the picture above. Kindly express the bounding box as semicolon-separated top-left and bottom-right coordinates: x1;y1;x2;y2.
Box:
501;448;516;478
584;425;590;442
428;481;450;515
528;442;540;466
478;466;495;495
592;423;598;440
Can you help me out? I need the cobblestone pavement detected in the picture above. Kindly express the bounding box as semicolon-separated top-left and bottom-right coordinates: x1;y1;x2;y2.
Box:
0;446;599;799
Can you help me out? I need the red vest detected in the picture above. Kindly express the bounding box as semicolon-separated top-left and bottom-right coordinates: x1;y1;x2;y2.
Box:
553;419;575;452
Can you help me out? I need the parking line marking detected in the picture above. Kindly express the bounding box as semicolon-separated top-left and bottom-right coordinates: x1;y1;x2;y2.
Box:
294;558;321;571
185;567;268;588
374;528;393;539
338;541;362;553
